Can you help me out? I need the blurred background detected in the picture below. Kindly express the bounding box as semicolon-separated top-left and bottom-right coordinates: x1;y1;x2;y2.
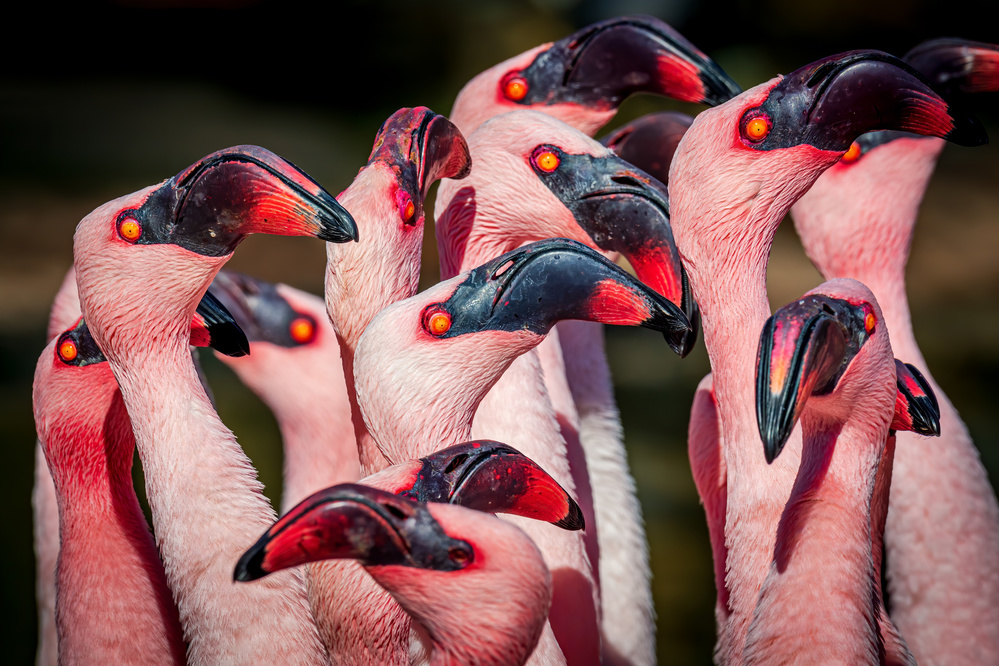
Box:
2;0;997;663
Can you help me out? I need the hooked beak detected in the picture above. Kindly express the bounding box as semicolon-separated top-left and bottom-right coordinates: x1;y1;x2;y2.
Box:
756;295;871;462
748;50;987;152
208;270;313;349
905;38;999;98
129;145;358;256
234;484;472;581
512;16;741;109
189;289;250;357
431;238;690;340
891;360;941;436
369;107;471;194
531;148;698;355
402;440;584;530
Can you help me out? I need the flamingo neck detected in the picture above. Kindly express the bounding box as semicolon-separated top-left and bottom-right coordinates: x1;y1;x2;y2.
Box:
745;415;884;664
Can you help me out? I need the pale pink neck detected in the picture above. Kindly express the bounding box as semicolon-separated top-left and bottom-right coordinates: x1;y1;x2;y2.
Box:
110;337;325;665
745;420;881;664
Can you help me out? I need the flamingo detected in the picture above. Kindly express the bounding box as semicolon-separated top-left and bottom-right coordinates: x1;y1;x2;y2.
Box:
449;14;740;138
326;106;470;477
236;480;554;666
234;439;583;665
31;268;247;664
346;238;688;664
745;279;940;664
32;289;248;664
434;109;698;662
790;38;999;663
208;270;358;513
72;145;357;665
446;19;740;659
665;51;984;662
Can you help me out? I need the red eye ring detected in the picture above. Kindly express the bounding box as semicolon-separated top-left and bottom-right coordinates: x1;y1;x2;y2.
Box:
741;112;771;143
58;337;78;363
423;306;452;337
841;141;862;163
118;217;142;242
289;316;316;344
532;147;560;173
502;73;529;101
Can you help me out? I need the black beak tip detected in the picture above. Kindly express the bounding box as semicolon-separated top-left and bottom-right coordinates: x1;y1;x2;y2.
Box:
233;545;268;583
700;67;743;106
763;435;783;465
318;197;360;244
211;325;251;358
555;497;586;531
946;114;989;148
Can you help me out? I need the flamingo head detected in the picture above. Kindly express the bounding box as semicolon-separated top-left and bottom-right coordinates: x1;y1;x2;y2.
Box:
451;15;741;136
755;279;938;463
234;483;551;664
438;110;698;355
670;51;987;283
329;108;470;346
236;438;582;581
354;237;690;461
73;146;355;361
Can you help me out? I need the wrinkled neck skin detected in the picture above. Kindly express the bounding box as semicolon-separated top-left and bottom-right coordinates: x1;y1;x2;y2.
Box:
792;136;999;662
745;344;895;665
667;80;843;660
328;165;424;476
34;350;185;665
367;505;554;666
74;209;326;665
449;43;616;138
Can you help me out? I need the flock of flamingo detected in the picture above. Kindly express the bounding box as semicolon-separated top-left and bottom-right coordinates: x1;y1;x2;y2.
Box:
29;14;999;666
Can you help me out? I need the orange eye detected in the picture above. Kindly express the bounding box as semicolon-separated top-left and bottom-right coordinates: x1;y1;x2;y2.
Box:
534;151;559;173
864;311;876;334
289;316;316;344
401;197;416;224
503;75;528;101
58;339;78;363
427;310;452;336
118;218;141;242
743;116;771;142
841;142;862;163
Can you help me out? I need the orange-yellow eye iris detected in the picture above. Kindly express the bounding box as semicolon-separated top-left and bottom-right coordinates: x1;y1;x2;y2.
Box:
289;317;316;344
118;218;141;242
401;197;416;223
504;76;528;101
58;339;78;362
428;311;452;336
744;116;770;142
864;311;876;334
535;151;559;173
842;142;862;163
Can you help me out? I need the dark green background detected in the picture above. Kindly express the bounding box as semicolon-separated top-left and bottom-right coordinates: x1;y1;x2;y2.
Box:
2;1;997;663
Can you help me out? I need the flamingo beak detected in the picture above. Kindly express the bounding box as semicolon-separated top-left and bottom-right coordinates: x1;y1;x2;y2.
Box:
891;360;941;436
189;289;250;357
748;50;987;152
234;484;473;581
431;238;690;340
208;270;312;349
366;107;471;223
128;145;358;257
403;440;584;531
755;295;872;463
54;319;107;368
512;16;741;109
904;38;999;98
531;149;698;355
